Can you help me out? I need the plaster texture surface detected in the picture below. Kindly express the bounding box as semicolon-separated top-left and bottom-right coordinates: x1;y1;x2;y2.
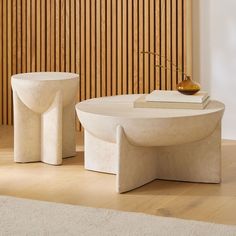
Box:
12;72;79;165
76;95;225;193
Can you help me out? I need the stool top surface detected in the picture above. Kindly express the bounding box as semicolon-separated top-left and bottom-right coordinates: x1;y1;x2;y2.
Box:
76;94;225;119
12;72;79;81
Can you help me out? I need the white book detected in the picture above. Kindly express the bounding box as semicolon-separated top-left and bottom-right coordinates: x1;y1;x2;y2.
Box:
145;90;209;103
134;95;210;109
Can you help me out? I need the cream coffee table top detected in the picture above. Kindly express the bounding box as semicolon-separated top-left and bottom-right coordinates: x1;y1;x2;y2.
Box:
76;94;225;146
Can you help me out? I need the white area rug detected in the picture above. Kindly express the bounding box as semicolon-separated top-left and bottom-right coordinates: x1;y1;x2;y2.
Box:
0;196;236;236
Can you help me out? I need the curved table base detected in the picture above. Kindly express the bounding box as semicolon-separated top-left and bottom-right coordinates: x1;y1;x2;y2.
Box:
84;124;221;193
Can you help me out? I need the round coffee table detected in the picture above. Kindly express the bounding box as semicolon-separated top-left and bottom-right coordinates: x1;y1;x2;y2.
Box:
76;94;225;193
12;72;79;165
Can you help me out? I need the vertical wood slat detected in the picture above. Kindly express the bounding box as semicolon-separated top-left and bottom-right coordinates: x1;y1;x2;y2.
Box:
96;0;101;97
60;0;65;72
0;0;191;126
31;0;36;71
26;0;31;72
155;0;160;90
172;0;177;90
160;0;166;90
50;0;55;71
65;0;70;72
85;0;90;99
106;0;111;96
91;0;96;98
166;0;171;90
111;0;116;95
22;0;26;73
16;0;22;73
0;0;2;124
36;0;41;71
80;0;85;101
185;0;192;76
7;0;12;124
133;0;138;93
75;0;80;77
177;0;183;83
144;0;149;93
41;0;46;71
70;0;75;73
3;0;7;124
12;0;17;75
149;0;155;92
101;0;106;96
183;0;187;76
138;0;144;93
127;0;133;94
46;0;51;71
122;0;127;94
55;0;60;71
117;0;122;95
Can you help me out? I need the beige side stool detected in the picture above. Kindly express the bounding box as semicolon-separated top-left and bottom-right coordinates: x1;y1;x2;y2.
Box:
11;72;79;165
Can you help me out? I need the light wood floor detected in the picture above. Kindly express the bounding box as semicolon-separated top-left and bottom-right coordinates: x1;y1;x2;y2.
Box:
1;125;236;225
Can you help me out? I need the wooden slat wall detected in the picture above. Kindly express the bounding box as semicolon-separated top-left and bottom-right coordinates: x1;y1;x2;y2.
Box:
0;0;191;125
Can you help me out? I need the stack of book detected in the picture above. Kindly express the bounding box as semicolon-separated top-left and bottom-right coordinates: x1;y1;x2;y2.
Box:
134;90;210;109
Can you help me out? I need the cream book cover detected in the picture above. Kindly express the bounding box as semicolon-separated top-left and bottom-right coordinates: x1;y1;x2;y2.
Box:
134;95;210;109
145;90;209;103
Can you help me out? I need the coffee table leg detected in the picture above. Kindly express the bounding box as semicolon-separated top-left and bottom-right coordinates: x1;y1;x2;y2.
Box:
116;126;159;193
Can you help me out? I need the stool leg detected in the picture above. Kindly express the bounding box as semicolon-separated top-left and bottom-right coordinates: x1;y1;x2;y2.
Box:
13;91;41;162
41;91;62;165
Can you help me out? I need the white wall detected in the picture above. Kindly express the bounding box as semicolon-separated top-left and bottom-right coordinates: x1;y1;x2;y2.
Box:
193;0;236;140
